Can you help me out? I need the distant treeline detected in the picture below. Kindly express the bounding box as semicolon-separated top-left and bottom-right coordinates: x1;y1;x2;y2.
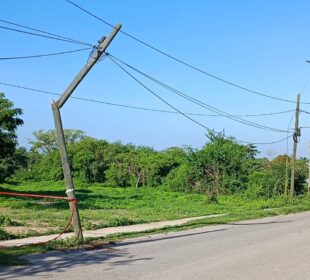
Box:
11;129;308;200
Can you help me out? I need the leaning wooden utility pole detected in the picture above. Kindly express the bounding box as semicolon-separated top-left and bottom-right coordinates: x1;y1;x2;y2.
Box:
290;94;300;197
51;24;122;239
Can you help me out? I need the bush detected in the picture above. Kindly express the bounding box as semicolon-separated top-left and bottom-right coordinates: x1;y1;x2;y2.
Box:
0;215;18;226
245;156;308;198
0;228;15;240
164;164;194;192
245;171;277;198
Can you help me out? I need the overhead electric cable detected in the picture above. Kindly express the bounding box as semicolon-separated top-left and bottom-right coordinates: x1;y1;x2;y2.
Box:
0;19;93;47
301;109;310;115
0;81;293;118
0;19;93;46
0;47;92;60
107;54;290;133
64;0;309;105
252;134;293;145
1;82;213;134
106;55;293;145
0;81;292;145
231;110;295;117
0;25;93;46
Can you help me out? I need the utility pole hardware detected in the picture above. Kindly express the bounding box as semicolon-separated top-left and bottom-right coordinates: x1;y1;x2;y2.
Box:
51;24;122;239
290;94;300;197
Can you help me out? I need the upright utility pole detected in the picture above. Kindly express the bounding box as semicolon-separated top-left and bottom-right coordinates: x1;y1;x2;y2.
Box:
52;24;122;239
290;94;300;197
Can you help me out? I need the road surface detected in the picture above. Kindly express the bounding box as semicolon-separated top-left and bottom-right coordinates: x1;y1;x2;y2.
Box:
2;211;310;280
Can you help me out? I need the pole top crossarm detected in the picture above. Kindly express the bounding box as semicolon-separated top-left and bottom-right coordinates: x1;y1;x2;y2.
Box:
55;23;122;109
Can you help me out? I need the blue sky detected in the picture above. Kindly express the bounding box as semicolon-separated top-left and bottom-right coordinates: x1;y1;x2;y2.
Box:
1;0;310;158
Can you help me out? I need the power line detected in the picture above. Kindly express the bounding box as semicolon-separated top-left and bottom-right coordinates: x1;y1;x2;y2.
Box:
0;82;60;97
231;110;295;117
0;80;292;145
0;19;92;46
0;24;93;46
64;0;117;29
106;55;239;139
0;19;93;47
64;0;308;105
105;55;293;145
0;47;92;60
0;81;293;118
257;134;293;145
107;54;290;134
301;109;310;115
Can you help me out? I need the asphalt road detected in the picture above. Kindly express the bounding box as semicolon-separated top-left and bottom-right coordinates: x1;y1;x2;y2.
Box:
2;211;310;280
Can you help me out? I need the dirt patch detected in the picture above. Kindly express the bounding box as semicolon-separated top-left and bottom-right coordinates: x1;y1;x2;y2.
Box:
4;225;58;235
35;200;59;206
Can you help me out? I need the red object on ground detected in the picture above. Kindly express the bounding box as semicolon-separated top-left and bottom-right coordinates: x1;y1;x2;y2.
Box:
0;191;77;246
0;191;75;202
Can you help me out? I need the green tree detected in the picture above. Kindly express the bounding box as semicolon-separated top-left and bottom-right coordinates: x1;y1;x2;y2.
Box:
160;147;186;176
197;132;257;194
105;146;165;188
15;129;86;181
295;157;308;194
246;155;308;198
70;137;109;183
0;93;24;182
29;129;86;154
165;132;257;197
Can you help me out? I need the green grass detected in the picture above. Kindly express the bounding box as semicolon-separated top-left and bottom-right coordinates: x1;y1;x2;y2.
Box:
1;181;310;238
1;180;310;266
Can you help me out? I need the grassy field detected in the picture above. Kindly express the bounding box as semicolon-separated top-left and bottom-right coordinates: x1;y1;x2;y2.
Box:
1;180;310;240
1;180;310;266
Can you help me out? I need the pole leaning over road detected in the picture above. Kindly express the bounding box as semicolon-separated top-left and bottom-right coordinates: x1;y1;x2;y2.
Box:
290;93;300;197
51;24;122;239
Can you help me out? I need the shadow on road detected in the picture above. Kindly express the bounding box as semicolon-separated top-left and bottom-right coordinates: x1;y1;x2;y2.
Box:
114;220;292;248
0;228;228;278
228;220;292;226
0;220;293;278
118;228;228;247
0;246;152;279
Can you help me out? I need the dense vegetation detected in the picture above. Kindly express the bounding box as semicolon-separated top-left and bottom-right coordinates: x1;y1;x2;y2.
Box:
0;92;308;199
7;129;306;199
0;93;26;183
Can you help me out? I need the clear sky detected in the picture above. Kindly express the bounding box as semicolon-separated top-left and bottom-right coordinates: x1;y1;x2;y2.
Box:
1;0;310;158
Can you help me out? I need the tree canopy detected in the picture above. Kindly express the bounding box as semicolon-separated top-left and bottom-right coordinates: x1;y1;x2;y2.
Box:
29;129;86;154
0;92;24;182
